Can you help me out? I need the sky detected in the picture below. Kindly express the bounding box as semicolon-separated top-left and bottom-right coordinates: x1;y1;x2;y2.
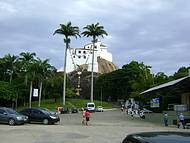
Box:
0;0;189;75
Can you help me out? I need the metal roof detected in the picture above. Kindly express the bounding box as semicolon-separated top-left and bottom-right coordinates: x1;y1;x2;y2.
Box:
140;76;190;94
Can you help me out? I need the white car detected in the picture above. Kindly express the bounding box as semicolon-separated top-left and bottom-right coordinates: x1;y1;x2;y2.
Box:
96;106;104;112
86;102;95;112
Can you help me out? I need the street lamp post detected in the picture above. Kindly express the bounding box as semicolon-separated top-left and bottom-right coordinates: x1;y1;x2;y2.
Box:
76;71;82;96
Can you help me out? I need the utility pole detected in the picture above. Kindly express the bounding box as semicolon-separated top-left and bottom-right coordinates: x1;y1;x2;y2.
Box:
101;87;102;106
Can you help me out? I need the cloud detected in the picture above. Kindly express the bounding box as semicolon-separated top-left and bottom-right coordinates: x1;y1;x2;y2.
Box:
0;0;190;75
0;1;17;13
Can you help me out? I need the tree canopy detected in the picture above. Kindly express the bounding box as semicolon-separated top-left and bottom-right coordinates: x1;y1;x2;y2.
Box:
0;52;74;108
94;60;190;103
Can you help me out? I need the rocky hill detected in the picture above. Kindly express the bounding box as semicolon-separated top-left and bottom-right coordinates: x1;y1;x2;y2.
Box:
67;57;118;98
97;57;118;74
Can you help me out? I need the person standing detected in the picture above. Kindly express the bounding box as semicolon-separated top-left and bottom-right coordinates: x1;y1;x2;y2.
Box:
140;111;145;119
163;112;168;126
178;113;185;129
84;109;91;126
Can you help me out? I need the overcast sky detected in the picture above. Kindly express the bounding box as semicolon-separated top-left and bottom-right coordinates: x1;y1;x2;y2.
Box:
0;0;189;75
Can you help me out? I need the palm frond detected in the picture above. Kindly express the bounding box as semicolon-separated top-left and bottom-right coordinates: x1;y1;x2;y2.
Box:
54;22;80;40
82;22;108;39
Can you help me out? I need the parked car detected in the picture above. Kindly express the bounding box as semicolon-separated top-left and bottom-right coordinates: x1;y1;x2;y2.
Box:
60;107;70;114
184;116;190;127
20;108;60;125
142;108;153;113
41;108;58;116
0;107;28;125
122;131;190;143
173;116;190;128
167;104;177;111
96;106;104;112
71;107;78;113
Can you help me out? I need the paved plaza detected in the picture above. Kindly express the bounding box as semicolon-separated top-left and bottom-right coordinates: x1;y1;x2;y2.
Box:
0;110;189;143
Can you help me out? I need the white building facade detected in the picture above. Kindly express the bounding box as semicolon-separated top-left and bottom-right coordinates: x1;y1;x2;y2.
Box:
66;41;112;73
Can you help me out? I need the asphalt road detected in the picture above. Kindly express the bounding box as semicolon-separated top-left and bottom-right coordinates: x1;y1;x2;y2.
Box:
0;109;189;143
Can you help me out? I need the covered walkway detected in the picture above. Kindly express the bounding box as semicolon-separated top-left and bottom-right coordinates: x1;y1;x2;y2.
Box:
141;75;190;111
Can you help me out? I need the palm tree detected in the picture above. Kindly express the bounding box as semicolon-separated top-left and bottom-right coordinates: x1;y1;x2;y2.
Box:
0;58;5;81
27;60;38;108
19;52;36;86
35;58;56;107
54;22;80;106
82;23;108;102
3;54;19;84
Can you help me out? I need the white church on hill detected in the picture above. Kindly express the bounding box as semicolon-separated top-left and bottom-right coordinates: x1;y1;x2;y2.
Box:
66;41;113;73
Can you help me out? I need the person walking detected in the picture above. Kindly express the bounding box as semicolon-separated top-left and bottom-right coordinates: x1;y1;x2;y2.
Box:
81;108;86;125
130;110;134;119
84;109;91;126
163;112;168;126
178;113;185;129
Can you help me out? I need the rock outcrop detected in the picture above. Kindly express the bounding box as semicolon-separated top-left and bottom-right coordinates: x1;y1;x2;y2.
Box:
97;56;118;74
67;58;118;98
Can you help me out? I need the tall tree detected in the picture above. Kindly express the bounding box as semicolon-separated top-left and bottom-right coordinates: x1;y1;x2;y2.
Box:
19;52;36;107
82;22;108;102
95;61;154;101
27;60;38;108
3;54;19;84
173;67;190;79
0;58;7;81
54;22;80;106
154;72;169;85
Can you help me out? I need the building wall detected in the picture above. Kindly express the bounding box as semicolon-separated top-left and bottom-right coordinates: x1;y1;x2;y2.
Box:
66;42;112;73
181;93;190;110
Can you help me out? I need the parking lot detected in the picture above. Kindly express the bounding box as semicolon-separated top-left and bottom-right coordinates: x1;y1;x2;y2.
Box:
0;109;189;143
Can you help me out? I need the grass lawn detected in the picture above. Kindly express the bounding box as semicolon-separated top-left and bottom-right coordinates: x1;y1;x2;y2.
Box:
17;98;114;111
